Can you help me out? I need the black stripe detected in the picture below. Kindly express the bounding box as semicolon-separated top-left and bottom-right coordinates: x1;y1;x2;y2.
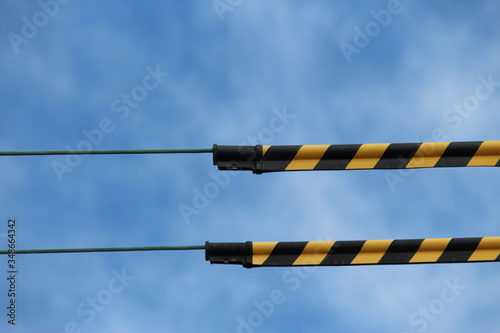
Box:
261;242;308;266
314;144;362;170
437;238;482;263
378;239;423;264
261;145;302;172
320;241;365;265
434;142;482;167
496;159;500;167
374;143;421;169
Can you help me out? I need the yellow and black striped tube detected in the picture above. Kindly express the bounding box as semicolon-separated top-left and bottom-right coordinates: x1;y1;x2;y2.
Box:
213;141;500;173
205;237;500;268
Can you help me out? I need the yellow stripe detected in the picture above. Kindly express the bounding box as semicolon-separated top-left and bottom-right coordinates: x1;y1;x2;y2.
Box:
345;143;390;169
468;237;500;261
252;242;278;265
409;238;451;263
351;240;392;264
262;145;271;156
293;241;335;265
467;141;500;167
285;145;330;171
406;142;450;168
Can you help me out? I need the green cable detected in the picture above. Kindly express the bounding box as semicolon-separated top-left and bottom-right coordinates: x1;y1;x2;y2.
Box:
0;245;205;255
0;148;213;156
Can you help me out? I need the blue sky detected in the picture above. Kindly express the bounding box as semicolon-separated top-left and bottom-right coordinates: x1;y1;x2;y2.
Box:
1;0;499;332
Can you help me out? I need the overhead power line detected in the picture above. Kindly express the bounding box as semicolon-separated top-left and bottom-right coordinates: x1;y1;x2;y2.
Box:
213;141;500;173
205;237;500;268
0;245;205;255
0;148;212;156
2;141;499;173
2;237;499;268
